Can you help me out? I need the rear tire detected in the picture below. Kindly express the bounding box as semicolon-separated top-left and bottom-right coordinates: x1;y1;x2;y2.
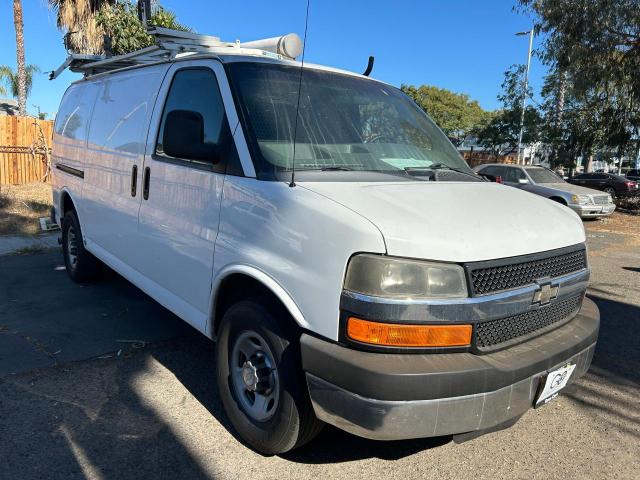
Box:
216;299;323;454
604;186;616;198
62;210;101;283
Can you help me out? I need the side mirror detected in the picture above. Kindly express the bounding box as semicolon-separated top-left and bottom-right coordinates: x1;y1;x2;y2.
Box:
518;178;529;184
163;110;220;163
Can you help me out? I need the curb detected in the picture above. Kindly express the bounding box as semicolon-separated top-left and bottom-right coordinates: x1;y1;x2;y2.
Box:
0;233;60;256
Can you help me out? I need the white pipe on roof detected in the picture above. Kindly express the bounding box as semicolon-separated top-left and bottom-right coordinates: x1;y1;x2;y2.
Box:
240;34;303;59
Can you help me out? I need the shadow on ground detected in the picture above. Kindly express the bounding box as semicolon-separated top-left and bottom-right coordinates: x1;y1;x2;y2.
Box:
562;294;640;441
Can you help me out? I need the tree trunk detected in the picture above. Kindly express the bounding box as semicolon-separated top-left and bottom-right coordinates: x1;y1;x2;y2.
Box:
585;153;593;173
13;0;27;116
550;70;567;168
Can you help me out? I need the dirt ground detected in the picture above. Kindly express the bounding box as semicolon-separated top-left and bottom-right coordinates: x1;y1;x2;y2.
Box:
586;211;640;237
0;182;53;235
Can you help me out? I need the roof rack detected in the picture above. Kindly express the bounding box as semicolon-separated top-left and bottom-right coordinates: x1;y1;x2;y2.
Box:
49;27;302;80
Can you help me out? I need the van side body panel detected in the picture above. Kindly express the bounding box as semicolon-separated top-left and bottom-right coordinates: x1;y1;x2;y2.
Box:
51;82;100;223
133;60;239;332
213;176;386;341
81;65;170;267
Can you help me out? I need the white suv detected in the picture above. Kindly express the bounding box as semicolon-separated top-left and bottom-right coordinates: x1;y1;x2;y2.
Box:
51;53;599;454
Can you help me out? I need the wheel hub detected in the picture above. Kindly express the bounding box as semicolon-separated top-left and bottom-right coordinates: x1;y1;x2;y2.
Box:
241;355;273;393
230;331;280;422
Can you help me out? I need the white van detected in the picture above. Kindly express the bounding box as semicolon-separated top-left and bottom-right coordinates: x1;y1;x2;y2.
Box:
51;31;599;454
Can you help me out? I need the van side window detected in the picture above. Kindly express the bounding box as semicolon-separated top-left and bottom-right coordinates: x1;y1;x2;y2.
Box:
156;68;236;173
54;85;96;142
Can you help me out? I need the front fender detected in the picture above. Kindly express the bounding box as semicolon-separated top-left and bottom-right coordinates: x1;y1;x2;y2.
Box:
208;264;308;338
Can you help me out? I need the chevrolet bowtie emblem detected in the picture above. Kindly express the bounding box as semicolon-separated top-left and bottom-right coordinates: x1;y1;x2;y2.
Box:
533;282;558;305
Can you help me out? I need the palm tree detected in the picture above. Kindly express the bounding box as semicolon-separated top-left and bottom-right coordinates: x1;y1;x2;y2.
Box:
48;0;113;54
12;0;27;115
0;65;40;100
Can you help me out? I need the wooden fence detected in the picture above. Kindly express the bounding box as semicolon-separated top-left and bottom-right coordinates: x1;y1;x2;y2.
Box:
462;151;517;168
0;116;54;185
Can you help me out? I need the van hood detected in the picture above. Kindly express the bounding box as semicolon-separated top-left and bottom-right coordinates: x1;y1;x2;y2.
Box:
300;181;585;262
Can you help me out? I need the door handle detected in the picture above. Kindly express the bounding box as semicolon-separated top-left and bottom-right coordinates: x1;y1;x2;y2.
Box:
131;165;138;197
143;167;150;200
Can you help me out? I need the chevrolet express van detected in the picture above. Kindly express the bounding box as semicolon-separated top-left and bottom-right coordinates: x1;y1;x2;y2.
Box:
51;34;599;454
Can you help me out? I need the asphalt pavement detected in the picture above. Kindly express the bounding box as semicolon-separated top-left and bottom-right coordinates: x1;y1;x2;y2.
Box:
0;224;638;480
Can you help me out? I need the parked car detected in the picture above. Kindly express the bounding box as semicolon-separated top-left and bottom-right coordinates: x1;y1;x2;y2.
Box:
474;164;615;218
50;29;599;454
569;172;639;197
625;169;640;182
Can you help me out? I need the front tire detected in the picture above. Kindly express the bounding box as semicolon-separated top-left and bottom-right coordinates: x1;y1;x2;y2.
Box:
62;210;101;283
216;299;323;454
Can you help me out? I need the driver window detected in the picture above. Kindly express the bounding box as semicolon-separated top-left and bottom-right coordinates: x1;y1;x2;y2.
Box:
156;68;226;162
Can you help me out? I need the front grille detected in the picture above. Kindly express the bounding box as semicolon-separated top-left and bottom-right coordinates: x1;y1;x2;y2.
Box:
475;294;582;349
469;248;587;295
592;195;610;205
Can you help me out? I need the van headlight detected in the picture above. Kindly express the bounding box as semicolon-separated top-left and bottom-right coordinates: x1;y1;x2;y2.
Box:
344;254;468;299
570;194;592;205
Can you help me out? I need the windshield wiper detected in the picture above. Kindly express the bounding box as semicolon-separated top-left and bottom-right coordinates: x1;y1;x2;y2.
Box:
404;163;481;180
320;166;353;171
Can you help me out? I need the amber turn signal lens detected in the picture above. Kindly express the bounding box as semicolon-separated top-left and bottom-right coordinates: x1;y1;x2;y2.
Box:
347;317;472;347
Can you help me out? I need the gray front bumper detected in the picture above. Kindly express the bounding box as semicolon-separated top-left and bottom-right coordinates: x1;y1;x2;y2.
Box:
303;296;599;441
306;343;595;440
569;203;615;218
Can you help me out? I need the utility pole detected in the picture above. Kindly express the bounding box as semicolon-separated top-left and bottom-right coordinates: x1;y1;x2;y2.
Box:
516;29;534;165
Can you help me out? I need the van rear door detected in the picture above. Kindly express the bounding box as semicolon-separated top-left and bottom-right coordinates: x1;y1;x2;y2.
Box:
135;60;242;332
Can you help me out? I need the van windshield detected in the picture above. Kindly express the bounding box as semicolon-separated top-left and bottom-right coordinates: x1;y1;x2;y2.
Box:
228;62;473;179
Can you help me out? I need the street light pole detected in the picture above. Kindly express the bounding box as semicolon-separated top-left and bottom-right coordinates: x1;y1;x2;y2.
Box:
516;29;534;165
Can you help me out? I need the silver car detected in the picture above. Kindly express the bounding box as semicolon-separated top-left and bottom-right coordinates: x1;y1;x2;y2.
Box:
474;164;616;219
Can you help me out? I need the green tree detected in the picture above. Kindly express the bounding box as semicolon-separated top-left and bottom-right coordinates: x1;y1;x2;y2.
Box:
0;65;40;100
518;0;640;105
476;65;542;157
401;84;489;144
48;0;188;55
95;2;189;55
519;0;640;169
540;69;637;172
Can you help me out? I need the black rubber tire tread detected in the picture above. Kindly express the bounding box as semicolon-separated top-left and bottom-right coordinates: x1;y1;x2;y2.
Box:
216;298;323;454
62;210;101;283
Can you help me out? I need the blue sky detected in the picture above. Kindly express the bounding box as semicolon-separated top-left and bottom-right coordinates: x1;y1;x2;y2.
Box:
0;0;543;118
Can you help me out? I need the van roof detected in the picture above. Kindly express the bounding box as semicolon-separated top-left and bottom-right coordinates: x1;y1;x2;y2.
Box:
70;52;382;86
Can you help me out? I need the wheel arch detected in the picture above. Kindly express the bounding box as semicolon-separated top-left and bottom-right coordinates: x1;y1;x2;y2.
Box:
59;187;78;217
549;196;567;205
208;265;308;339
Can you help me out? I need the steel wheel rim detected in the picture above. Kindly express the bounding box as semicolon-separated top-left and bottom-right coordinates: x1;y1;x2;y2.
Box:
230;330;279;422
67;225;79;270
